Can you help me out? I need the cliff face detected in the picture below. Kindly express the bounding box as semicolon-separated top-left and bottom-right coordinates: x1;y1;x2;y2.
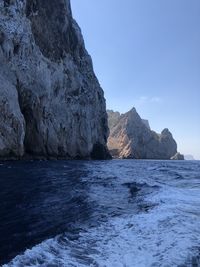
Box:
0;0;110;159
107;108;182;160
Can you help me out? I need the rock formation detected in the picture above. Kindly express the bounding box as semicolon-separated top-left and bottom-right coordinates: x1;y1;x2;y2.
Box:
170;153;184;160
0;0;110;159
107;108;183;160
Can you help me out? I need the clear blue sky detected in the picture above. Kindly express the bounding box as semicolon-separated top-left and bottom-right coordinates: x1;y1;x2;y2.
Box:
71;0;200;159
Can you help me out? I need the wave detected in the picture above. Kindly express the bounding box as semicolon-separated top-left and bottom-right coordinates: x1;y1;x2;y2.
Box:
2;160;200;267
4;182;200;266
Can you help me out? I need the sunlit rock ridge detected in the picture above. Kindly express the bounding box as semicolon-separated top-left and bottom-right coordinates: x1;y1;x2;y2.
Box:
0;0;110;159
107;108;184;160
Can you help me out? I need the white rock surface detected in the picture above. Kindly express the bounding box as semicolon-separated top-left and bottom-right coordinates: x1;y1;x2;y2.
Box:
171;152;184;160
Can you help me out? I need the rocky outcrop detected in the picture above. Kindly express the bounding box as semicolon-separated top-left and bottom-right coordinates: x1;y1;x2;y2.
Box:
107;110;121;129
107;108;182;160
0;0;110;159
171;153;184;160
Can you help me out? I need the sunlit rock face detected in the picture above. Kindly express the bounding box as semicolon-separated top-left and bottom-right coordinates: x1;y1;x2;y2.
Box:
0;0;110;159
107;108;180;159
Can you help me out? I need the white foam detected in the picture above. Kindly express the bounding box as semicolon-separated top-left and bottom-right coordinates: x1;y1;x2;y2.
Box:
3;237;89;267
3;161;200;267
4;183;200;267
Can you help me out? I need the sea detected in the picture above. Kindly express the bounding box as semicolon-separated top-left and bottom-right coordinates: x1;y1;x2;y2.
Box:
0;160;200;267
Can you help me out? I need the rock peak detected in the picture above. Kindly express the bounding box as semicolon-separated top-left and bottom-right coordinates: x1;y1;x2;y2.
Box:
161;128;171;135
129;107;137;113
107;107;179;159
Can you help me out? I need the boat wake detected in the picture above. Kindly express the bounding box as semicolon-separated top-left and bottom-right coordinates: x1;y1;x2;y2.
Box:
1;160;200;267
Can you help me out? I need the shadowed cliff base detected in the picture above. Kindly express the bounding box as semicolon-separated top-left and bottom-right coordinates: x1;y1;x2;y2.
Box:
90;143;112;160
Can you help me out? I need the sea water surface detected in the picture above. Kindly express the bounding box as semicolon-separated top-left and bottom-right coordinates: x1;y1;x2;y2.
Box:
0;160;200;267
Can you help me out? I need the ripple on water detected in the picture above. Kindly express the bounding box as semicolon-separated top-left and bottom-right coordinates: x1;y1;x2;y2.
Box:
1;160;200;267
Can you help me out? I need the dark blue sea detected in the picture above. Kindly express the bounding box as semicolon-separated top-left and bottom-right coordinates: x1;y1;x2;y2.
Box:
0;160;200;267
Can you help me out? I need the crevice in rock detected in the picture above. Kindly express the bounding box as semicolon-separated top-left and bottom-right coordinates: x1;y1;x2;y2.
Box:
91;143;112;160
15;78;28;156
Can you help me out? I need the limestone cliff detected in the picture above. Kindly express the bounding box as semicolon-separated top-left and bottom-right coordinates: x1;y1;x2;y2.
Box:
107;108;183;160
0;0;110;159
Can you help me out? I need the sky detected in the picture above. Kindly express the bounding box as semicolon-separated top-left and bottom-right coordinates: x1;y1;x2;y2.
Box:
71;0;200;159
